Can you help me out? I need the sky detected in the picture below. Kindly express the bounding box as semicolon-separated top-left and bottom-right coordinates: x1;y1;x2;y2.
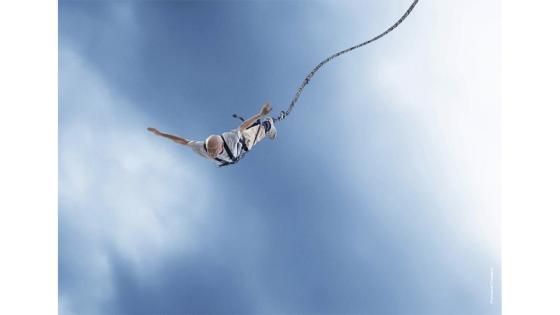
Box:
59;0;501;314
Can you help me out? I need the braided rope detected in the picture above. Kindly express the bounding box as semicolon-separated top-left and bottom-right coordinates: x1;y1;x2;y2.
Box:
274;0;419;122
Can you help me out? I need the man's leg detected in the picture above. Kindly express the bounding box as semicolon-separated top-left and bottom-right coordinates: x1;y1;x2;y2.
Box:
147;127;190;145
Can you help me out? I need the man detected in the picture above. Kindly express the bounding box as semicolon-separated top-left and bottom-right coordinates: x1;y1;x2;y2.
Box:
147;103;277;167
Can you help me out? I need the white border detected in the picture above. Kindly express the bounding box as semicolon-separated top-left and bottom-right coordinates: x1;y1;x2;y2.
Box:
1;0;560;314
502;0;560;314
0;0;57;314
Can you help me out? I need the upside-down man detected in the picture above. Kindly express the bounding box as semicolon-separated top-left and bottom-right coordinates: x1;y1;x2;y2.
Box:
147;103;277;166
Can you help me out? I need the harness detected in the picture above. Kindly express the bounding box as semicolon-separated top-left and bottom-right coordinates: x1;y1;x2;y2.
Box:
202;119;270;167
203;132;251;167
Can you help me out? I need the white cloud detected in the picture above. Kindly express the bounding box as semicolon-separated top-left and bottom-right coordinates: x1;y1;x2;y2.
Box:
318;0;500;254
59;46;213;314
370;0;500;253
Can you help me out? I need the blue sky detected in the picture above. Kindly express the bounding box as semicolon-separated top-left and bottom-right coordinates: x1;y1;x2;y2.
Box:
59;0;500;314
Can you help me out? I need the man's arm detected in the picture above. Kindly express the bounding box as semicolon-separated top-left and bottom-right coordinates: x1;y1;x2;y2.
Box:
239;102;272;131
147;127;192;146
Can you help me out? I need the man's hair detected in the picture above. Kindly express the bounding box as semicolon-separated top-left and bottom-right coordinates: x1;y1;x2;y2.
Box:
205;135;223;158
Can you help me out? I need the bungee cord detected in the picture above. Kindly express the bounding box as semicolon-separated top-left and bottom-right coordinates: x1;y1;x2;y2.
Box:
272;0;419;122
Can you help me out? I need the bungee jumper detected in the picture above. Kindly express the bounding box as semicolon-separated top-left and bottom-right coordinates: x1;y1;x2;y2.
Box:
148;103;276;167
147;0;419;167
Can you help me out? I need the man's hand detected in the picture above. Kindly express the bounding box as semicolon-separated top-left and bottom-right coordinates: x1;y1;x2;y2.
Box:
259;102;272;116
239;102;273;131
147;127;162;136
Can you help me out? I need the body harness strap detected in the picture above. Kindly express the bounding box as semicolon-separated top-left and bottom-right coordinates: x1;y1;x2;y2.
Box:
217;134;250;167
220;135;235;162
252;125;261;147
204;141;235;167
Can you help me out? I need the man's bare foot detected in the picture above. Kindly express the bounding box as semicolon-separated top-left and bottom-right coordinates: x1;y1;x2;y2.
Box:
147;127;161;135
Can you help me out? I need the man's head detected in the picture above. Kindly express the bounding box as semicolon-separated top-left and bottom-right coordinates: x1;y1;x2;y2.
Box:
205;135;224;158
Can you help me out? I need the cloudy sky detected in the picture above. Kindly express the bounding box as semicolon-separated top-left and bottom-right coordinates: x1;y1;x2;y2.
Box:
59;0;500;314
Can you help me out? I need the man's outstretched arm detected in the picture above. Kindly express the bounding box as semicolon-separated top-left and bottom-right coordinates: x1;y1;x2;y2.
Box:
239;102;272;131
147;127;192;146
